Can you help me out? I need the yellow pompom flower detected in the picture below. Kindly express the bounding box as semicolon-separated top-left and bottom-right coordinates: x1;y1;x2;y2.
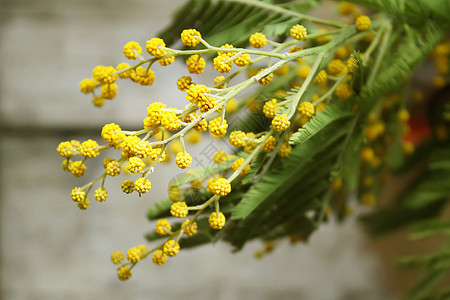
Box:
402;140;415;155
336;83;354;99
432;76;445;89
149;146;167;163
121;180;134;194
130;66;155;86
334;46;352;60
232;157;251;176
61;159;72;172
161;111;181;131
361;193;376;205
234;53;251;67
101;123;125;145
219;43;235;58
57;140;79;158
298;102;315;117
213;150;230;163
92;96;104;107
169;141;183;154
328;59;346;76
206;177;219;194
212;177;231;196
117;266;132;281
332;178;343;191
261;136;276;152
168;186;182;202
100;83;118;100
94;187;108;202
397;109;410;123
103;158;114;169
277;142;292;158
315;29;330;44
364;121;385;141
134;177;151;194
360;147;375;162
186;55;206;74
127;157;145;173
146;102;166;122
185;84;210;104
297;65;311;79
105;160;121;176
186;130;202;144
92;65;117;85
263;99;279;118
209;117;228;137
177;76;192;91
214;76;226;88
191;178;203;190
163;240;180;257
315;70;328;86
170;201;188;218
79;78;97;94
152;250;167;266
249;32;267;48
182;219;198;236
77;197;90;210
209;212;226;230
181;29;202;47
229;130;246;147
158;53;175;66
70;187;85;202
145;37;166;57
175;152;192;169
225;98;238;113
120;135;141;158
123;41;142;60
290;24;308;40
339;2;354;15
355;15;371;31
194;118;208;132
213;55;233;73
111;251;124;265
272;114;290;131
257;68;273;85
69;161;86;177
79;139;99;158
274;65;289;76
155;219;172;236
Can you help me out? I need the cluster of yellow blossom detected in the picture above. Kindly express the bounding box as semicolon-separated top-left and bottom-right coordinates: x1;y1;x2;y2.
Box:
59;7;400;280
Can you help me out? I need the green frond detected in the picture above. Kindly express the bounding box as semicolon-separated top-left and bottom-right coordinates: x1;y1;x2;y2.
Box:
289;101;354;146
159;0;320;47
231;115;351;221
346;0;450;27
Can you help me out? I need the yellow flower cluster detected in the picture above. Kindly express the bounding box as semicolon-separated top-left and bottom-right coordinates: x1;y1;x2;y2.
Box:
186;54;206;74
209;212;226;230
290;24;308;40
64;15;391;279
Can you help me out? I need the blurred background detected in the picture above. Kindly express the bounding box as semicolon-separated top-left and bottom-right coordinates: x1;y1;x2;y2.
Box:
0;0;409;299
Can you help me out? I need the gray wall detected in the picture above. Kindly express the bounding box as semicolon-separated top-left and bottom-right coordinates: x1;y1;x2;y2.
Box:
0;1;394;299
